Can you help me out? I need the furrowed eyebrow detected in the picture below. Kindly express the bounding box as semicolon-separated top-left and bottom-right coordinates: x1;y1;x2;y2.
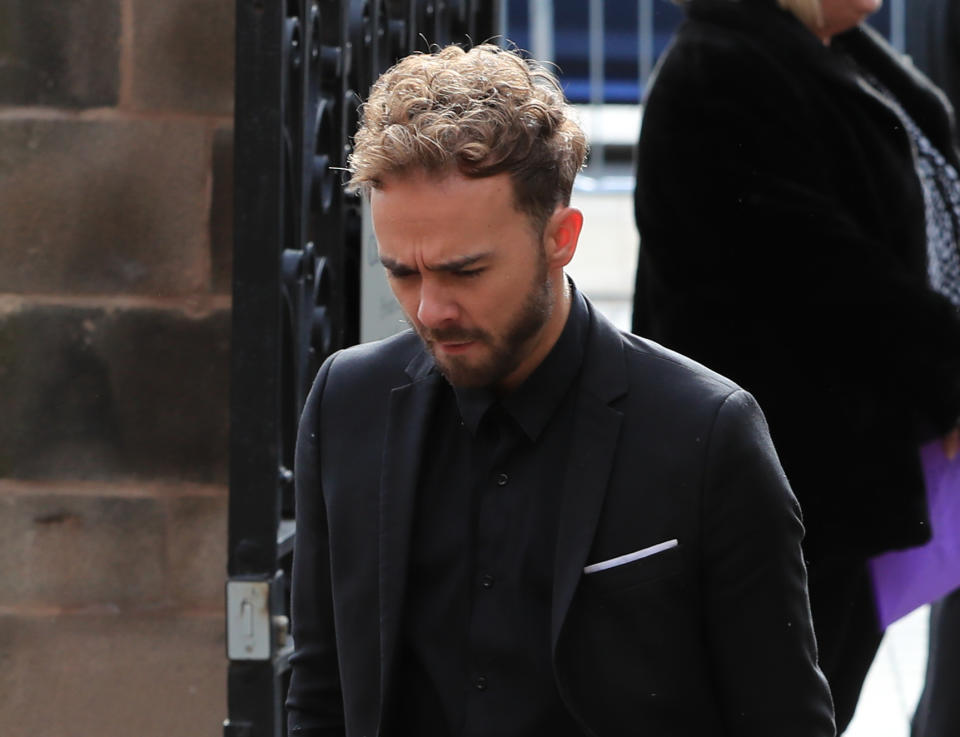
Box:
379;256;418;276
379;252;491;275
428;253;491;273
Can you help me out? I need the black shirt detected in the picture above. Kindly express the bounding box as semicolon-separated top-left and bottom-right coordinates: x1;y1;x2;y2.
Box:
390;289;590;737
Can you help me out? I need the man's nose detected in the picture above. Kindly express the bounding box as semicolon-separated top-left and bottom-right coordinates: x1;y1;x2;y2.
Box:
417;279;459;328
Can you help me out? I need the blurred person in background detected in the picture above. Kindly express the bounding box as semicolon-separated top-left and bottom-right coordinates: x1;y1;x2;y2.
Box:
632;0;960;732
905;2;960;735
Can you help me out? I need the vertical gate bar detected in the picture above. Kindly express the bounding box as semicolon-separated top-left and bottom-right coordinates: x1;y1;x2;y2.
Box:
638;0;654;100
228;0;286;734
529;0;554;66
497;0;509;46
588;0;605;171
889;0;905;52
230;0;283;582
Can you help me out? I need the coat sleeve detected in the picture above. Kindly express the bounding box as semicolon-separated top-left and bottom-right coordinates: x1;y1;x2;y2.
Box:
700;389;836;737
286;352;346;737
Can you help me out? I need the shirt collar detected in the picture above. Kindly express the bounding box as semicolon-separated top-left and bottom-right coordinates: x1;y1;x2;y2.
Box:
455;385;496;436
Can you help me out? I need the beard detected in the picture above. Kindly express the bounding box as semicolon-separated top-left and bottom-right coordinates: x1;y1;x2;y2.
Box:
417;256;553;389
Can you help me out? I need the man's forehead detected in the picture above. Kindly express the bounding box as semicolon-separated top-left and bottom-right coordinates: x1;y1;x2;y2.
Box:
374;167;462;191
371;171;519;234
373;168;518;197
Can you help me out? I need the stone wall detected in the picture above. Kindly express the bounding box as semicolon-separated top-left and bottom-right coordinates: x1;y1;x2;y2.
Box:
0;1;233;734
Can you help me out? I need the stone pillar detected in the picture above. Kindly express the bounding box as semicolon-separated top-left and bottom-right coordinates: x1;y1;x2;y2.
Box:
0;1;234;734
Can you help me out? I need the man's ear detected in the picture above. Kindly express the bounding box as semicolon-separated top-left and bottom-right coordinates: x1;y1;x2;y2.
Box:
544;206;584;269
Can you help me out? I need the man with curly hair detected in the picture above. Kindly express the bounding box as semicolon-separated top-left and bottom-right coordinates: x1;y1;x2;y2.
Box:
286;44;835;737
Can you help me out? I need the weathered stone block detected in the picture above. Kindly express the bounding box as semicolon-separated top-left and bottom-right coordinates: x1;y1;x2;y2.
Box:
0;494;166;608
0;613;225;737
211;126;234;293
129;0;235;115
0;302;230;482
0;118;212;296
167;495;228;610
0;0;122;107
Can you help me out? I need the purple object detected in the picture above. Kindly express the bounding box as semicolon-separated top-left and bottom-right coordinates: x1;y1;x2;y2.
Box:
869;440;960;629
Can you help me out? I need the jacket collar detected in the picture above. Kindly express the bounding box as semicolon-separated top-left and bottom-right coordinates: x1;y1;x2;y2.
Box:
833;25;960;165
377;362;441;728
403;333;436;381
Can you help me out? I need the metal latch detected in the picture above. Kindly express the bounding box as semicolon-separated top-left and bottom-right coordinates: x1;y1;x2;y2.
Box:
226;580;271;660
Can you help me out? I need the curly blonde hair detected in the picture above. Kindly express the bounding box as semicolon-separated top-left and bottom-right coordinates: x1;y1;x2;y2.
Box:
670;0;822;35
348;44;588;233
776;0;822;29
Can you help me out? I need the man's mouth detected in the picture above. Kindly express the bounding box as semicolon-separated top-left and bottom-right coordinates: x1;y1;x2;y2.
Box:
435;340;475;354
423;327;484;353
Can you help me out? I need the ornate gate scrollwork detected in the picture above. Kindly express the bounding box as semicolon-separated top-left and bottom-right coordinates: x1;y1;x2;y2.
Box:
228;2;501;736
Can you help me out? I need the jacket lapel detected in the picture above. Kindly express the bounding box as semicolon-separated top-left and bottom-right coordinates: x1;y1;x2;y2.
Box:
834;25;960;166
551;304;628;654
377;349;440;720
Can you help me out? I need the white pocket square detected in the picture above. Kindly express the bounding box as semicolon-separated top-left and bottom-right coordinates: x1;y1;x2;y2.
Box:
583;539;679;574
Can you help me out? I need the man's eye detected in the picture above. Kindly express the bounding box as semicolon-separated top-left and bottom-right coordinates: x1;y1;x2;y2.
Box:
456;268;484;278
388;269;418;280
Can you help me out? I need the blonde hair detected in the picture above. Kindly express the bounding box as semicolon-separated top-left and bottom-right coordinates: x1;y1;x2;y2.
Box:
669;0;823;32
775;0;822;29
348;44;588;232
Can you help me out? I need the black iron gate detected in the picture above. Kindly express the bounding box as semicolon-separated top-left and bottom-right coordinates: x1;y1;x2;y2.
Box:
226;3;502;735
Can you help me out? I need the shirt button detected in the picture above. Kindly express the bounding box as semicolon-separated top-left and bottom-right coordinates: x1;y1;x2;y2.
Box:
475;676;487;691
480;574;495;589
496;473;509;486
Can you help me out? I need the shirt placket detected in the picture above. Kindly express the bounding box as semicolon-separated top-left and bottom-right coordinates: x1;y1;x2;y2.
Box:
462;408;520;735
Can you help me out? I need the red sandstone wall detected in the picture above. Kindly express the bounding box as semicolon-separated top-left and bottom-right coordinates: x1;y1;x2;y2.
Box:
0;1;234;734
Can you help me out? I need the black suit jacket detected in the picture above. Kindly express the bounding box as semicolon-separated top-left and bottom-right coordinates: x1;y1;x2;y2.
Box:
287;295;835;737
633;0;960;559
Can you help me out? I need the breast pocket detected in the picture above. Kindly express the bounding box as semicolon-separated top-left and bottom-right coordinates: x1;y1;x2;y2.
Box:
583;542;684;595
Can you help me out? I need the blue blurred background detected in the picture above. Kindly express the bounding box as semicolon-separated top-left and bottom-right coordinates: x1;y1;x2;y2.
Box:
504;0;902;104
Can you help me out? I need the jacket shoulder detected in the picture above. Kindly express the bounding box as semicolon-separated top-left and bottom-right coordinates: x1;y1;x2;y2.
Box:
323;329;423;387
300;329;425;432
586;304;743;413
620;330;743;406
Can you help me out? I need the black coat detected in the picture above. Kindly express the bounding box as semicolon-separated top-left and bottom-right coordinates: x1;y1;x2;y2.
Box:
633;0;960;558
287;295;834;737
